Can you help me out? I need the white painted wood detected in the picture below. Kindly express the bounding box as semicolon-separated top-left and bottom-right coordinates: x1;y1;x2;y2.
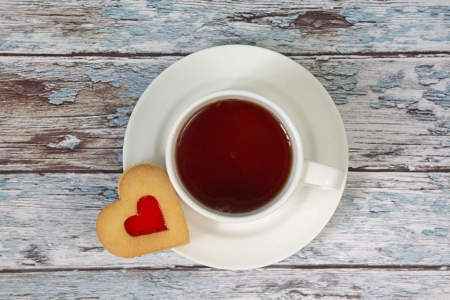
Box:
0;1;449;55
1;56;449;171
0;172;448;269
1;268;449;299
1;0;449;296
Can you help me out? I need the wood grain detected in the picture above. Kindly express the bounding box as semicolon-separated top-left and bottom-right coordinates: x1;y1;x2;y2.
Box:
0;172;448;269
1;56;449;172
0;1;449;55
1;268;449;299
1;1;449;296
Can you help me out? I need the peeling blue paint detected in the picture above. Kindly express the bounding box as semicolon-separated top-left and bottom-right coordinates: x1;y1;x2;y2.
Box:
335;7;450;54
432;199;450;214
335;46;353;54
428;122;450;135
370;95;417;109
312;63;366;105
358;33;372;43
231;12;300;29
1;172;449;270
90;63;102;69
0;59;158;109
421;157;440;163
369;191;420;214
370;95;436;121
418;6;450;15
372;70;405;92
100;4;298;52
420;34;450;42
346;193;364;210
329;93;348;105
378;246;435;263
422;229;434;236
315;63;359;76
415;65;450;85
407;107;438;121
102;6;148;21
325;77;357;91
393;24;413;35
386;7;404;15
373;36;394;43
57;62;76;67
397;40;418;45
101;188;118;199
419;24;435;31
0;4;449;56
86;64;155;96
379;147;405;155
47;135;81;150
422;228;449;237
368;202;395;213
0;174;120;199
48;88;79;105
363;146;406;159
435;228;449;237
107;106;134;127
0;190;17;200
423;84;450;108
117;150;123;163
429;173;441;180
131;28;147;36
87;68;123;88
147;0;174;14
340;9;379;24
271;14;298;28
367;192;402;213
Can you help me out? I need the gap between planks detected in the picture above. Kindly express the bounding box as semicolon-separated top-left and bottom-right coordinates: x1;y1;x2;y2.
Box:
1;169;449;175
348;168;450;173
0;265;448;274
0;51;450;59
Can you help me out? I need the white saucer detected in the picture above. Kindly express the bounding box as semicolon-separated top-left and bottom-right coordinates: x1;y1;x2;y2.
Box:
123;45;348;270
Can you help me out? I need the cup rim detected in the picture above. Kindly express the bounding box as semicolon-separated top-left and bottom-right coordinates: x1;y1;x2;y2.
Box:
165;90;303;223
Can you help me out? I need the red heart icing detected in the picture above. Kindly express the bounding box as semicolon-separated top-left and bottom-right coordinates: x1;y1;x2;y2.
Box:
124;195;167;237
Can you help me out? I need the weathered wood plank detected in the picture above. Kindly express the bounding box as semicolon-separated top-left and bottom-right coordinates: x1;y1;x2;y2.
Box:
1;56;449;172
0;1;449;55
0;172;448;269
1;268;449;299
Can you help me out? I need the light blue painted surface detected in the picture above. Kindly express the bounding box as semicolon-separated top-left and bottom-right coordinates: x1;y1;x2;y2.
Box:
47;135;81;149
423;84;450;108
0;2;449;54
310;62;367;105
0;173;448;268
108;106;135;127
1;56;449;174
0;1;450;297
429;121;450;135
1;269;449;299
370;95;418;109
415;65;450;86
371;70;405;92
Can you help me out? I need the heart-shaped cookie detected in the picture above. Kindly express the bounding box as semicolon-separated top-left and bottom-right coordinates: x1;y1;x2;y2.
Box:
96;164;189;258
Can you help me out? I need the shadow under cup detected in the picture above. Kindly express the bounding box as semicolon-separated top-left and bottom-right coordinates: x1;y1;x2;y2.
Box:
165;90;303;223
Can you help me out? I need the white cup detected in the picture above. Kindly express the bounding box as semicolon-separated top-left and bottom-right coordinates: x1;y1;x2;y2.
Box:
166;90;344;223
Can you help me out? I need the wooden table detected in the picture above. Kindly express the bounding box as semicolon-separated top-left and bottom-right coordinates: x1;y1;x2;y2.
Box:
1;1;449;298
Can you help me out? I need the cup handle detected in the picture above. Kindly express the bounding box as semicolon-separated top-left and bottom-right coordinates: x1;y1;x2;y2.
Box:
300;160;345;190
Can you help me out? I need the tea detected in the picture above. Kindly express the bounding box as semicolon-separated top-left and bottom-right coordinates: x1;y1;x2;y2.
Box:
175;99;292;214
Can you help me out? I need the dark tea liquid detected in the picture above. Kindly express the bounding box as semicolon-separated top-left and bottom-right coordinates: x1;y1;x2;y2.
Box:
176;99;292;214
